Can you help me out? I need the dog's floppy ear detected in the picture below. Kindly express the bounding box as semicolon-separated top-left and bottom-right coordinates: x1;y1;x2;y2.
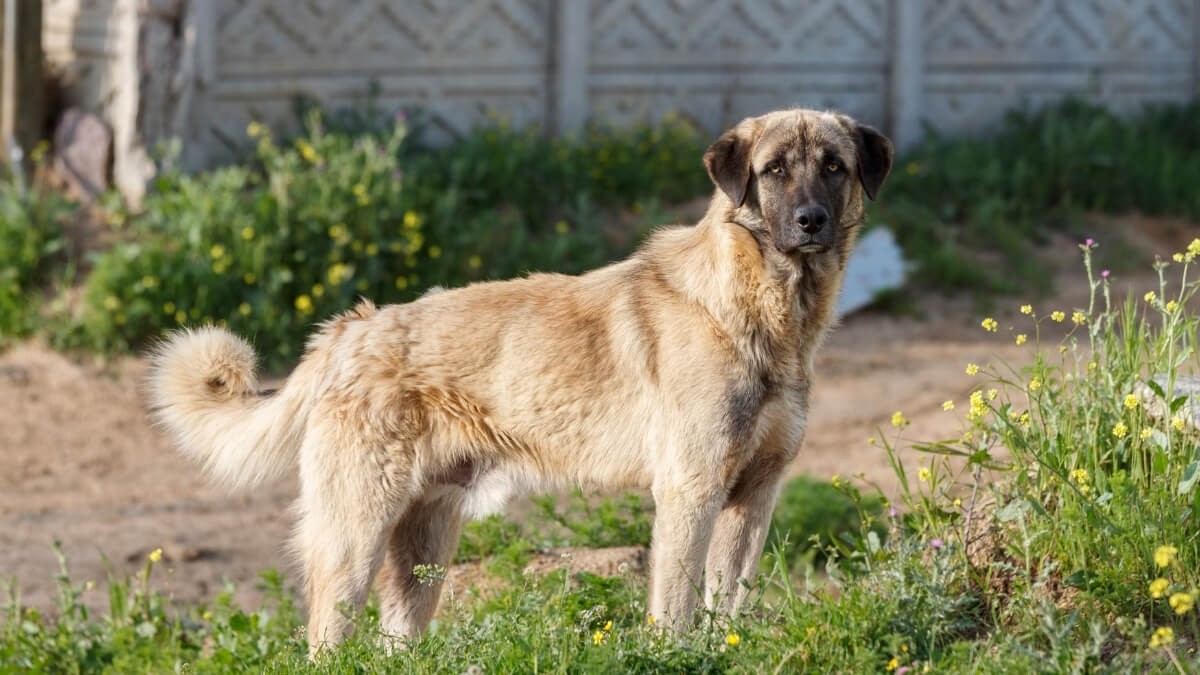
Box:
704;124;755;207
854;123;894;200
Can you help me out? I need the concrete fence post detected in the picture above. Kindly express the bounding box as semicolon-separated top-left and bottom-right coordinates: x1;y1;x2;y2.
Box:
888;0;924;151
0;0;42;173
551;0;589;135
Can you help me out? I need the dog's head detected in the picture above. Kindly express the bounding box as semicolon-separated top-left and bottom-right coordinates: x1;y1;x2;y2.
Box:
703;109;893;259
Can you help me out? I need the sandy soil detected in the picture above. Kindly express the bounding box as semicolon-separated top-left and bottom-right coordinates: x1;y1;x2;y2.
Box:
1;218;1191;614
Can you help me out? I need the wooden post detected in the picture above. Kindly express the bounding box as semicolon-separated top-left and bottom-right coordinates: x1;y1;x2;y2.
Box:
0;0;42;172
888;0;923;151
551;0;589;135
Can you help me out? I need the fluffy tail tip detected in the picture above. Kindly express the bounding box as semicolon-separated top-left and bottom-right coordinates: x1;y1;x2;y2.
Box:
148;326;260;412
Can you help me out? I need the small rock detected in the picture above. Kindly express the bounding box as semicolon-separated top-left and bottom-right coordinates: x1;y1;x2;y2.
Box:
53;108;112;202
1134;375;1200;431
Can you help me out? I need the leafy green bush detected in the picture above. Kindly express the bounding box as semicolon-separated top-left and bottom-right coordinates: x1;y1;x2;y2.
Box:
73;112;708;368
878;99;1200;295
0;181;71;340
769;474;885;567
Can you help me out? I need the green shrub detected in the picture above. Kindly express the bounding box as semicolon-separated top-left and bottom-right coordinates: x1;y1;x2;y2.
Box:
74;112;708;369
0;181;71;340
877;99;1200;295
769;474;886;568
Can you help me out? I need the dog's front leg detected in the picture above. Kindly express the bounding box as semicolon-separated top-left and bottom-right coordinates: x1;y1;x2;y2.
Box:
647;480;725;631
704;455;788;614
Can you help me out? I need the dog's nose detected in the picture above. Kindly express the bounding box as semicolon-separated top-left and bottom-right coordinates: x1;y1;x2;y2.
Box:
794;205;829;234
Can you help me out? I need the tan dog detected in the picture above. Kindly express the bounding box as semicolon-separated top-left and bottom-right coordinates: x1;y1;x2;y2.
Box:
148;108;892;654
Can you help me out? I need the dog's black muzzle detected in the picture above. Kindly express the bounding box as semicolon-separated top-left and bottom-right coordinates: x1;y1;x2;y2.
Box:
774;205;834;254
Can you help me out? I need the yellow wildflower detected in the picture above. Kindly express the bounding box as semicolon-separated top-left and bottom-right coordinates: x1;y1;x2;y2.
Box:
1150;578;1170;599
968;390;987;422
1155;545;1179;568
886;657;899;671
1170;592;1194;615
238;303;251;316
1029;377;1042;392
428;245;442;259
148;548;163;563
1015;333;1027;345
396;277;408;290
1174;252;1186;263
725;633;740;647
404;211;422;229
555;220;570;235
352;183;369;206
646;615;656;626
987;389;998;401
174;310;187;324
965;363;980;376
1145;291;1157;304
328;263;350;285
918;467;932;482
1112;421;1128;439
246;121;265;138
942;400;954;411
1020;304;1033;315
1150;626;1175;648
1124;394;1140;410
981;317;998;332
366;243;379;256
592;630;605;645
241;227;255;240
295;294;314;314
1071;468;1089;484
103;295;120;311
1189;238;1200;257
243;272;256;285
210;244;225;259
891;411;908;428
296;139;318;163
163;302;175;314
141;275;158;289
1051;311;1065;322
831;474;842;488
1071;311;1086;325
1088;361;1097;371
468;255;482;270
1141;428;1154;440
1174;417;1187;432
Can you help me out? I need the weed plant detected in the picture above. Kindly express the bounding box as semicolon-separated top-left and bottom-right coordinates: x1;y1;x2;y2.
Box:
880;239;1200;671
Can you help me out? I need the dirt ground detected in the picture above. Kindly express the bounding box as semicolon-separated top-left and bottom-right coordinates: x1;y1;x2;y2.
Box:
1;217;1193;614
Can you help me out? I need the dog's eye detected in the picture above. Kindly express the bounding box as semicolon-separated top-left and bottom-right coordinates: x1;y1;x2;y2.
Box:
765;162;785;176
826;162;842;174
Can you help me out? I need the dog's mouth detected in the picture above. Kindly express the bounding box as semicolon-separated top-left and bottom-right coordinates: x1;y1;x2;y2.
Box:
796;243;831;254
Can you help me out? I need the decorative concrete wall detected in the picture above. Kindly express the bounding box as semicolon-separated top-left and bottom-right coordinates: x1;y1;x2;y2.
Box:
41;0;1200;190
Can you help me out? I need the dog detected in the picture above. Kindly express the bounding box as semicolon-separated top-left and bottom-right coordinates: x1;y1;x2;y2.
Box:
148;108;892;655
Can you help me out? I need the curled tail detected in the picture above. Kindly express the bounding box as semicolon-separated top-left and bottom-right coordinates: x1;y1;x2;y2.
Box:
148;327;310;490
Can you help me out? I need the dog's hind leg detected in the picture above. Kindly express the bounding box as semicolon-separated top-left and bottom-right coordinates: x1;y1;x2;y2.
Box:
376;493;465;645
295;429;410;658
